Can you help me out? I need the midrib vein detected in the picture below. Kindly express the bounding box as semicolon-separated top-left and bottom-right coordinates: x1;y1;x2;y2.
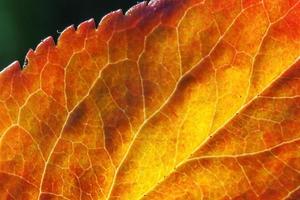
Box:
139;56;300;200
138;1;300;198
106;2;248;198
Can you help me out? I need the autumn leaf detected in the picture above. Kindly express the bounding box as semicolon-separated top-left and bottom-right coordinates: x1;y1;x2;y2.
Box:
0;0;300;199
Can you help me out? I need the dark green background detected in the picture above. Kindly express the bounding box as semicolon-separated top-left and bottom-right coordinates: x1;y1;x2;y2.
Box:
0;0;137;70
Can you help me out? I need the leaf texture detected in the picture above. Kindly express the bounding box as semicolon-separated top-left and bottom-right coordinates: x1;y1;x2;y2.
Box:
0;0;300;199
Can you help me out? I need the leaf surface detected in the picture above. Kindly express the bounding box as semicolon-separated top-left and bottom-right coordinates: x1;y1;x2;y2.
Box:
0;0;300;199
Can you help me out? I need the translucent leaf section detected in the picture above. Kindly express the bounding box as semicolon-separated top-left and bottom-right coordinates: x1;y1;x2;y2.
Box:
0;0;299;199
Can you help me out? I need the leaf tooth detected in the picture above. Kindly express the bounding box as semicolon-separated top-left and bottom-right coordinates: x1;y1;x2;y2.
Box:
0;61;21;76
57;25;76;43
125;1;148;16
23;49;35;67
21;36;56;70
77;18;96;34
97;10;123;41
148;0;173;9
34;36;55;55
99;9;123;25
43;36;56;48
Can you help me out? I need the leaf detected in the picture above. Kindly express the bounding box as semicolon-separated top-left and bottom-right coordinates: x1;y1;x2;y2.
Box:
0;0;300;199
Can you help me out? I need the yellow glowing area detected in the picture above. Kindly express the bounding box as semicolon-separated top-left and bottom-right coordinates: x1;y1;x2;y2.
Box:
0;0;299;199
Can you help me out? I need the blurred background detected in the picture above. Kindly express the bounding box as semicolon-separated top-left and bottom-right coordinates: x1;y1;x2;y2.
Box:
0;0;138;70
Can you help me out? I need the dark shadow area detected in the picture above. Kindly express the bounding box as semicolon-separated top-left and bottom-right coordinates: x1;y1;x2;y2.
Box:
0;0;138;69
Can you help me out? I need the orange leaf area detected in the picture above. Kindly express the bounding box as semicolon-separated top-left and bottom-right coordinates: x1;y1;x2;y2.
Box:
0;0;300;199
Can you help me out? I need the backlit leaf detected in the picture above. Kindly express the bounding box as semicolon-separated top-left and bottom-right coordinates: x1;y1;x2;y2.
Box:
0;0;300;199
